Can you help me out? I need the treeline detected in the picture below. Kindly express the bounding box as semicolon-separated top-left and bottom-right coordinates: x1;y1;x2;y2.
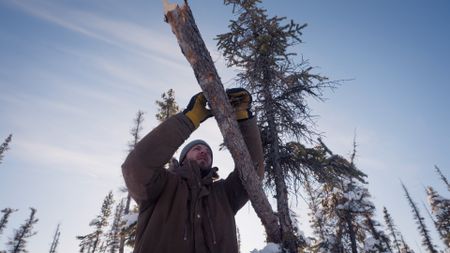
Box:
0;208;60;253
0;89;179;253
0;88;448;252
0;135;61;253
0;83;447;253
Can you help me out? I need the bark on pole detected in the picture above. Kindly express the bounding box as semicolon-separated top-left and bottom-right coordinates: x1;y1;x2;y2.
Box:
163;0;282;243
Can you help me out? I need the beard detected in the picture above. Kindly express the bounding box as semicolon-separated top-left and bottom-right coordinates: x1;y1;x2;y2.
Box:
192;158;212;178
195;159;210;170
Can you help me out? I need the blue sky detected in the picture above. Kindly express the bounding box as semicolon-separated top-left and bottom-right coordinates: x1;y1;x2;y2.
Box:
0;0;449;252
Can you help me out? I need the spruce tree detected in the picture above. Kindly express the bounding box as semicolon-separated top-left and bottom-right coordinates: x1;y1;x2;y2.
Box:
49;223;61;253
363;214;392;253
119;110;145;253
303;140;372;253
121;205;138;249
107;200;124;253
0;134;12;165
127;111;145;153
310;176;371;253
76;234;94;253
426;186;450;248
7;207;39;253
330;178;372;253
383;207;405;253
155;88;180;123
216;0;336;250
434;165;449;191
77;191;114;253
93;191;114;253
304;176;335;252
402;183;438;253
0;208;17;238
317;171;389;252
319;139;384;253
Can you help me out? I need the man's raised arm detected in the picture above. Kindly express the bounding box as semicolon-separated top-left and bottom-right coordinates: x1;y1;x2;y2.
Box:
122;93;212;205
223;88;265;213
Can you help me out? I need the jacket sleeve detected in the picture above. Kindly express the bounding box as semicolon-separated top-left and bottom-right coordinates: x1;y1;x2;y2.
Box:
122;113;195;206
223;117;264;214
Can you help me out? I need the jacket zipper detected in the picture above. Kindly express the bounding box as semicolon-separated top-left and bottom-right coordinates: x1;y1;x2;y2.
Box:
206;207;217;245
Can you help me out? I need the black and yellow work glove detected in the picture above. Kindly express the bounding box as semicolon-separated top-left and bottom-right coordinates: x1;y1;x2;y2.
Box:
226;88;253;121
183;92;212;128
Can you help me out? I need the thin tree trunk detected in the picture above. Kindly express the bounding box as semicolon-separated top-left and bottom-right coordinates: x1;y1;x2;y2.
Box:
92;236;99;253
273;159;297;252
402;184;437;253
346;213;358;253
434;165;449;191
365;215;393;252
12;227;27;253
334;225;345;253
422;202;447;249
305;178;327;241
383;207;402;253
118;194;131;253
260;58;298;252
11;208;38;253
49;223;61;253
163;1;281;243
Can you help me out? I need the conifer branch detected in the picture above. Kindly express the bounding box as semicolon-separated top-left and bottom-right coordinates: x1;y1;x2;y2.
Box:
0;134;13;165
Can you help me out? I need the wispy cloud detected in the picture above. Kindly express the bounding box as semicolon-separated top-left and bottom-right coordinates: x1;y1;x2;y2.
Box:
91;57;167;92
13;138;123;179
0;87;85;118
7;1;236;83
8;1;183;63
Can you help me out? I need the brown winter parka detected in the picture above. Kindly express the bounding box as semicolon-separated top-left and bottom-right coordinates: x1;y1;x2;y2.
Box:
122;112;264;253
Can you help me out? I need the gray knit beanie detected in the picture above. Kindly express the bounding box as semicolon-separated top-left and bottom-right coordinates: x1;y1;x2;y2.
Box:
179;139;213;165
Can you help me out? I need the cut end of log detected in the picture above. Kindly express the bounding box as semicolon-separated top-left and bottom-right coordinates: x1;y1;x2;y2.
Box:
162;0;179;15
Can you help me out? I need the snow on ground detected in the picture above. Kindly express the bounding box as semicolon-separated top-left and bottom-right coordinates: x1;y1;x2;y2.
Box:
123;212;138;227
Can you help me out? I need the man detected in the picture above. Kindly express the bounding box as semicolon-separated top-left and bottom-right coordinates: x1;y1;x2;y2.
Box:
122;88;264;253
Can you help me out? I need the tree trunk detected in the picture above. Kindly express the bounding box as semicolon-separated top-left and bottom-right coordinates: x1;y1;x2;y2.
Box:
334;225;344;253
403;184;438;253
118;194;131;253
346;213;358;253
49;223;61;253
365;215;392;252
163;1;281;243
383;207;402;253
273;153;297;252
262;83;298;252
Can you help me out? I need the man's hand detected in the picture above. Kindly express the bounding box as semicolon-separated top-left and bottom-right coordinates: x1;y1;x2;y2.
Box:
226;88;253;121
183;92;212;128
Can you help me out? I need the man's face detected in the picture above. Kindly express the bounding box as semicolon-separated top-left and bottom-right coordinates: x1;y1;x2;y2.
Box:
185;144;212;170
